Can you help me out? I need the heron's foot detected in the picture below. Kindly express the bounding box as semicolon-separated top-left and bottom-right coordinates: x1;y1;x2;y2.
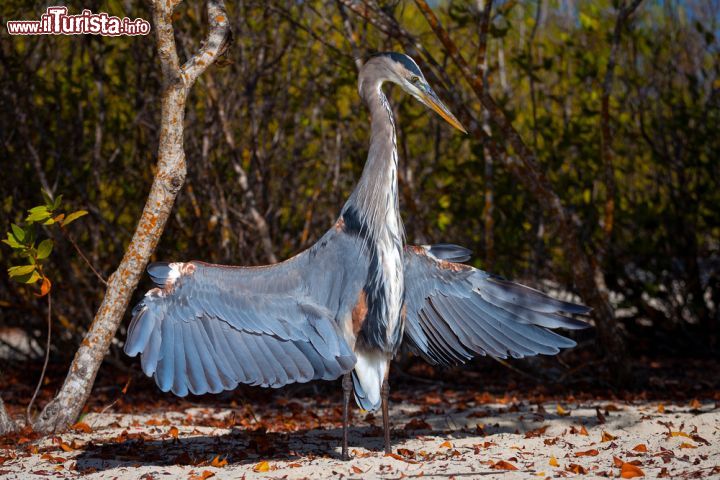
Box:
341;450;351;461
384;446;392;455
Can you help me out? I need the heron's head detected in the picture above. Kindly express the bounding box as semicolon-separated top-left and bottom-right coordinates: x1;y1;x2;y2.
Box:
360;52;466;133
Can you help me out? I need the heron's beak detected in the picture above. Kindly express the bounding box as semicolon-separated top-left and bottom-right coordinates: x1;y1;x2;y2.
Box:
419;88;467;134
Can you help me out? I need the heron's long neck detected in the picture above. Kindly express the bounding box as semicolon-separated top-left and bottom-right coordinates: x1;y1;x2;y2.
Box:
344;82;403;242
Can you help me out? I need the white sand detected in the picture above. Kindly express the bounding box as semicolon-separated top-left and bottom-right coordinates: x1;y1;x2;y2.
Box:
0;399;718;479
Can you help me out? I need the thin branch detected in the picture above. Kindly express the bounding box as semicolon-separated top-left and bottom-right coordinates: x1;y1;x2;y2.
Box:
26;292;51;424
59;226;107;286
476;0;494;78
180;0;232;87
600;0;644;252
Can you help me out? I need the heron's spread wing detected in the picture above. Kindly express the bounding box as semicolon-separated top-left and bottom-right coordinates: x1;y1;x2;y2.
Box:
403;245;590;366
125;230;361;396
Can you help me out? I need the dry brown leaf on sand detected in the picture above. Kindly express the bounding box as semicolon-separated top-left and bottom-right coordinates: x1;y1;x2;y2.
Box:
351;465;364;474
621;462;645;478
567;463;588;474
439;440;453;448
549;456;559;467
71;422;92;433
575;449;599;457
601;431;616;442
491;460;518;471
210;455;227;468
188;471;214;480
632;444;648;452
254;461;270;472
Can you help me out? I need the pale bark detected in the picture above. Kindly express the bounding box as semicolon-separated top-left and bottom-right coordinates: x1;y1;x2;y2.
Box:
32;0;230;433
0;397;15;435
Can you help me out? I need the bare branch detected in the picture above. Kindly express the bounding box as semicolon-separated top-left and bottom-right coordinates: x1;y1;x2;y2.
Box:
181;0;232;87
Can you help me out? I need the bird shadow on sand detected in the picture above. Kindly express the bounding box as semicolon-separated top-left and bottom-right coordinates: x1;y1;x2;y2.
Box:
73;408;602;473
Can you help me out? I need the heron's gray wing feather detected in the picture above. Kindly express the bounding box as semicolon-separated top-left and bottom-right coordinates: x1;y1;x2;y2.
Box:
403;246;590;366
125;229;361;396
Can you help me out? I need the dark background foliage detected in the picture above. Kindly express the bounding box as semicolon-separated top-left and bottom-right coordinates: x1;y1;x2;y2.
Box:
0;0;718;384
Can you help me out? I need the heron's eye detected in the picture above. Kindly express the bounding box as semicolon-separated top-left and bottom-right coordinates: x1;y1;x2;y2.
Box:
410;75;421;85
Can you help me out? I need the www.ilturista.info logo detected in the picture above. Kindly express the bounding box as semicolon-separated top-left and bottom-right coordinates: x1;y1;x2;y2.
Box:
6;6;150;36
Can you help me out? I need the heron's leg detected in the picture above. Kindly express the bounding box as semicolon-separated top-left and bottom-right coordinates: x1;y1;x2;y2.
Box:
381;367;391;454
341;373;352;461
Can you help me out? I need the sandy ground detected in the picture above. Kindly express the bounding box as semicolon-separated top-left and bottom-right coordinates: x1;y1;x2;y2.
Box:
0;394;718;480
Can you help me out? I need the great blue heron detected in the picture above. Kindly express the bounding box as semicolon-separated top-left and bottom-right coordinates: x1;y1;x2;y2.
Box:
125;52;589;459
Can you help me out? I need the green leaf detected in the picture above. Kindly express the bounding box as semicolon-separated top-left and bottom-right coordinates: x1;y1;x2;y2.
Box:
62;210;88;226
11;224;25;242
17;270;42;284
41;190;53;207
43;218;55;225
28;206;48;214
52;194;63;211
26;209;51;223
36;239;53;259
8;264;36;278
2;236;21;249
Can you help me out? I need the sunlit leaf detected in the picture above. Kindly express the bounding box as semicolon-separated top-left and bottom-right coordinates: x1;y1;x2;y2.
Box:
549;456;559;467
8;265;36;277
632;444;648;452
37;277;52;297
254;460;270;472
26;208;51;223
210;455;227;468
61;210;88;227
491;460;518;471
10;224;25;242
601;431;616;442
36;239;53;259
575;449;599;457
556;404;570;416
621;462;645;478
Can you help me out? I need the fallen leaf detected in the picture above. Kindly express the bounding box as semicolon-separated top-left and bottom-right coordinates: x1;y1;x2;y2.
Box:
689;399;701;409
670;431;691;439
556;404;570;416
621;462;644;478
439;440;452;448
601;431;616;442
59;442;74;452
385;452;418;464
613;457;625;467
657;404;665;413
678;442;696;449
579;425;589;436
549;456;559;467
632;444;648;452
491;460;518;471
525;425;549;438
188;471;214;480
254;461;270;472
169;426;179;439
567;463;588;474
71;422;91;433
351;466;363;474
575;449;599;457
210;456;227;468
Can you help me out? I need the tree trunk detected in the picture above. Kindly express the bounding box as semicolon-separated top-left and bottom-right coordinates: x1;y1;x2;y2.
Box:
31;0;231;433
0;397;15;435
